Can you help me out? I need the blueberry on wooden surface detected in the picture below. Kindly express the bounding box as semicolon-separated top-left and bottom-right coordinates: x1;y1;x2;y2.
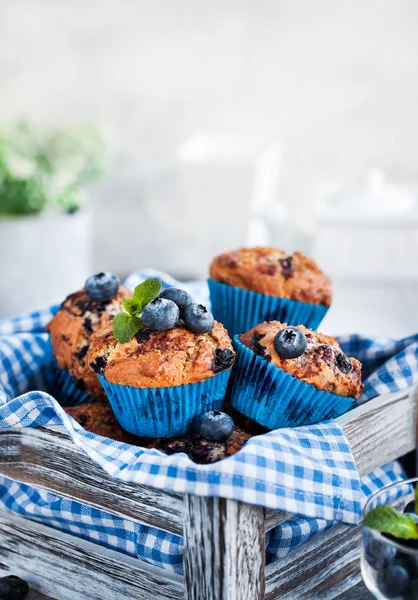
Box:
0;575;29;600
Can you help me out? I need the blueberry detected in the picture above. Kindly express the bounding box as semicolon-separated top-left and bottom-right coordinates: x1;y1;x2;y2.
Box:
273;327;307;359
404;500;416;514
336;353;352;374
183;303;214;334
84;272;120;302
198;411;234;442
377;564;411;598
160;287;192;310
0;575;29;600
142;298;180;331
365;535;396;570
395;553;418;580
212;348;235;373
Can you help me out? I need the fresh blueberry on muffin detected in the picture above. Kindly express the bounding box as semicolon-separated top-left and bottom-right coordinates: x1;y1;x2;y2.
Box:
46;272;131;402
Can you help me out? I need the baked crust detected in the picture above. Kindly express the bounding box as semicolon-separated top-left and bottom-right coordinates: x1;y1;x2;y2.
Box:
209;247;332;306
87;321;235;388
240;321;363;398
46;286;131;400
154;426;252;464
64;401;144;445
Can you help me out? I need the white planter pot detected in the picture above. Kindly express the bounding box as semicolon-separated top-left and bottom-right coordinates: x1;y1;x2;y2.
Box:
0;210;93;319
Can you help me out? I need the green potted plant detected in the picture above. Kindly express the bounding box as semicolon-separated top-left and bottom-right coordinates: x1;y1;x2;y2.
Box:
0;121;111;318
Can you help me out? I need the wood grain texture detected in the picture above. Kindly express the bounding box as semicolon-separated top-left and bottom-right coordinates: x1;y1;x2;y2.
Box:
265;520;362;600
337;582;374;600
0;510;183;600
337;389;418;477
265;510;295;533
0;427;183;535
184;495;265;600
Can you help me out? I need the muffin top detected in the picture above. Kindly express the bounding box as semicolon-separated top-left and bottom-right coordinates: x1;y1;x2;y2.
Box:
87;321;235;388
46;285;130;400
209;247;332;306
240;321;363;398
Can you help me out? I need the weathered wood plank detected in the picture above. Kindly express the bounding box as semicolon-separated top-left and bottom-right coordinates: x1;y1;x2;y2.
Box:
0;427;183;535
183;495;265;600
336;582;373;599
337;389;417;477
265;520;361;600
0;510;183;600
265;497;406;600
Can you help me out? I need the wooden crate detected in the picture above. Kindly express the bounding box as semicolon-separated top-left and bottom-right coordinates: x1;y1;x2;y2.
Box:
0;388;416;600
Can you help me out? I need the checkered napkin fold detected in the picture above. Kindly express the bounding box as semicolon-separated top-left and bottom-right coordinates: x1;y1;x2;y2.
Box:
0;271;416;572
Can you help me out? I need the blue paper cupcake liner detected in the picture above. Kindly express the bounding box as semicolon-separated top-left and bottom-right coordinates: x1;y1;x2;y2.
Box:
227;336;356;430
208;279;329;337
98;368;232;438
42;341;97;407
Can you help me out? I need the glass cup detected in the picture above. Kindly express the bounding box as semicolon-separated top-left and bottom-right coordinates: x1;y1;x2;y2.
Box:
362;477;418;599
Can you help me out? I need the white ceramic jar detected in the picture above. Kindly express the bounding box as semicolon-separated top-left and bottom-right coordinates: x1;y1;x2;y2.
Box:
0;210;93;318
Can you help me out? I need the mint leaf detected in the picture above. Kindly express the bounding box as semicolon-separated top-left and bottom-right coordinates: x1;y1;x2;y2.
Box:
112;278;161;343
131;278;162;312
363;505;418;540
113;312;142;343
123;297;141;317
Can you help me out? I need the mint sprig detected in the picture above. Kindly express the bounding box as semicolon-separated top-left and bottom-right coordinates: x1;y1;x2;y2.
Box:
363;504;418;540
113;278;162;343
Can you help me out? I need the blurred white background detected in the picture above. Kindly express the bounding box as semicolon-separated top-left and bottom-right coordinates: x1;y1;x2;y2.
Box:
1;0;418;336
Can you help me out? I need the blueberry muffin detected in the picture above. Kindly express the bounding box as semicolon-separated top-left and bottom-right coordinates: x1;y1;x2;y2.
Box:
64;401;142;445
208;247;332;335
240;322;363;398
86;279;235;438
155;426;252;464
210;247;332;305
65;403;252;464
228;321;363;430
46;273;131;403
87;321;235;389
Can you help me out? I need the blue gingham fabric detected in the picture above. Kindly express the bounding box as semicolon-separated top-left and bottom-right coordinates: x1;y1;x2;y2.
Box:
0;270;416;573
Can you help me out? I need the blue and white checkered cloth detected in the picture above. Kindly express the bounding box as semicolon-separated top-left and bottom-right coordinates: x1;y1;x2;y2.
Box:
0;270;417;573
